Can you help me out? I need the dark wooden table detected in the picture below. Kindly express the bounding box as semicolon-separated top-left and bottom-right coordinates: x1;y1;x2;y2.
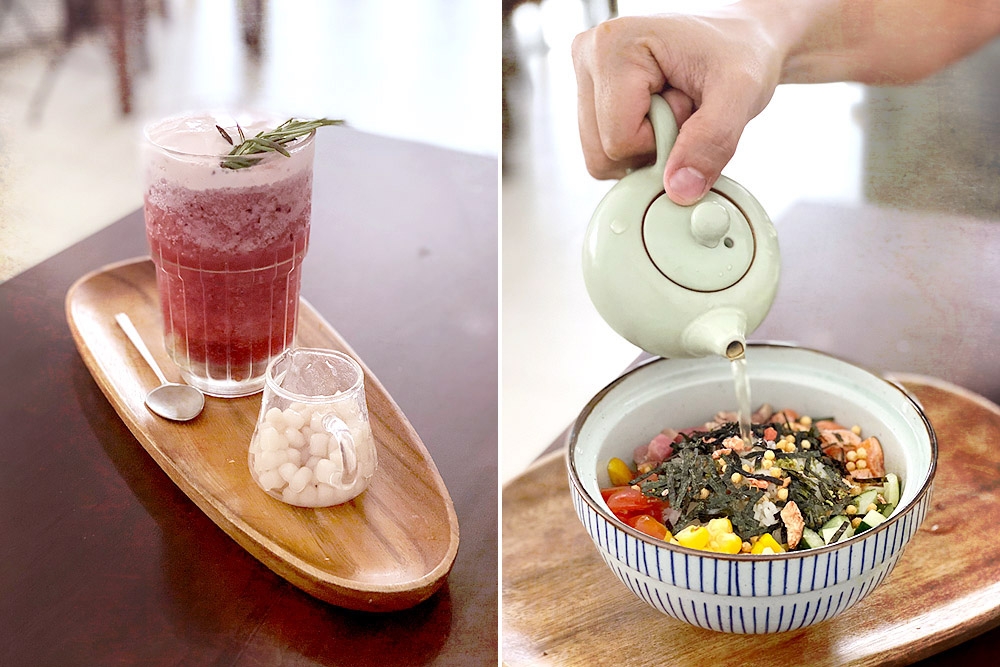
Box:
754;201;1000;408
0;129;498;664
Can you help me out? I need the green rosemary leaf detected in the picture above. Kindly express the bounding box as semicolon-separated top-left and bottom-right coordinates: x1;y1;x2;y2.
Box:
249;136;292;157
219;117;344;170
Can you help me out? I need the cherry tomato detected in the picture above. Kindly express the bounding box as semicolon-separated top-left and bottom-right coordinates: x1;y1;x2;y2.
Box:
600;486;630;502
628;514;669;540
605;487;664;515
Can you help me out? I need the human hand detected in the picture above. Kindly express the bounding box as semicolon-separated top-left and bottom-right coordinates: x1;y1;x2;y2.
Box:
572;10;785;205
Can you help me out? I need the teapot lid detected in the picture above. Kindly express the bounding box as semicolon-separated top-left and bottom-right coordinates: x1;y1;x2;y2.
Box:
643;189;754;292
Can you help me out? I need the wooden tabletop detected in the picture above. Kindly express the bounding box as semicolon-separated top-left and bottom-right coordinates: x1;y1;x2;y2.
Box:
0;129;498;664
503;377;1000;666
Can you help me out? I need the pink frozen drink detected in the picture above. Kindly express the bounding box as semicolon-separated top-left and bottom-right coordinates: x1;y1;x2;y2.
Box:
142;113;318;397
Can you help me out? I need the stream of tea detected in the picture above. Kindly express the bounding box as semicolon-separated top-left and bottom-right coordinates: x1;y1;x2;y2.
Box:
730;354;753;444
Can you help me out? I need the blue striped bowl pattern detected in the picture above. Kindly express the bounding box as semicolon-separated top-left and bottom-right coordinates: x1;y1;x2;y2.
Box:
567;345;937;634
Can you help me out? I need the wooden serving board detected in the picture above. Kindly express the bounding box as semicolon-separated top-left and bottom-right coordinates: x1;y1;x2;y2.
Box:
66;258;459;611
502;376;1000;665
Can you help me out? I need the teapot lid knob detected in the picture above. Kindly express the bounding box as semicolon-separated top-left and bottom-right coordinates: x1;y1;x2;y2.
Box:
690;201;731;248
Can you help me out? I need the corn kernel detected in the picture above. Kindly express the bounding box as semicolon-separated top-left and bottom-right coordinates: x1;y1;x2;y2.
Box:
607;457;633;486
800;416;813;427
851;517;863;528
851;425;862;435
741;541;753;553
707;517;733;536
675;525;711;550
846;505;858;515
750;533;785;555
867;503;878;513
699;487;710;499
731;472;743;485
743;463;753;473
776;487;789;501
764;450;776;460
711;532;743;554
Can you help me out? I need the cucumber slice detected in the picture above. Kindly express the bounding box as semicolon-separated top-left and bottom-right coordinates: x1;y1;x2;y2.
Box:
801;527;825;550
882;473;901;516
856;509;888;533
819;515;854;544
854;489;879;513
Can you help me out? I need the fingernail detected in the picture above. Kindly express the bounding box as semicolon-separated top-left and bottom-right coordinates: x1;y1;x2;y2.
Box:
667;167;707;204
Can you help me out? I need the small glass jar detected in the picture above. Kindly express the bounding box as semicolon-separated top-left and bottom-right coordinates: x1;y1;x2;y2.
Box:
248;348;377;507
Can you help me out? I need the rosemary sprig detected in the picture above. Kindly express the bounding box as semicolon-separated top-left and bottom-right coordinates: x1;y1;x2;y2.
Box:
216;117;344;170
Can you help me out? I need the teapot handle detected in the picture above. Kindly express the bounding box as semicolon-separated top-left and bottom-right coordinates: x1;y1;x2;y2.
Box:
649;94;679;174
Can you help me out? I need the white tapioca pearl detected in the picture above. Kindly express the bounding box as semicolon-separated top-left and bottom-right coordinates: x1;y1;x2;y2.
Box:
284;427;305;448
257;469;284;491
286;447;302;466
289;466;313;493
249;437;261;455
305;455;321;469
281;486;300;505
258;449;288;471
314;458;335;485
308;433;329;457
309;412;325;432
261;426;287;453
290;402;309;415
316;483;337;506
282;408;306;430
264;407;286;429
278;461;299;483
298;484;319;507
314;457;345;486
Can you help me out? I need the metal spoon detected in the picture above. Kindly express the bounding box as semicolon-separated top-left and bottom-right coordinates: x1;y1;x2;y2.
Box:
115;313;205;421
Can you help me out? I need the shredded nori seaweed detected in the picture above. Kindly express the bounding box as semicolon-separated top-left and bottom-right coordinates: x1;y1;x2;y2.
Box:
635;421;856;539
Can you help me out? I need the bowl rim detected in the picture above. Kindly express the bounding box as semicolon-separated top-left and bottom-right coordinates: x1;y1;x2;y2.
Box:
566;342;938;561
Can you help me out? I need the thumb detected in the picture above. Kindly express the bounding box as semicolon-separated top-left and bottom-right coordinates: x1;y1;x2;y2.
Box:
662;100;746;206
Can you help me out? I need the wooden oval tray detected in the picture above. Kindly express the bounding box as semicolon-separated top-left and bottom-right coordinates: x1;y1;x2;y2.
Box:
502;376;1000;665
67;258;459;611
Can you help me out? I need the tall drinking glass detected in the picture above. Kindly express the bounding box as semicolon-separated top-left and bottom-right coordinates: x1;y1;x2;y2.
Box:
141;112;316;397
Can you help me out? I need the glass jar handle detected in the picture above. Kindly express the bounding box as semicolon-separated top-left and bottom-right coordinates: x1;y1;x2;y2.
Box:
317;415;358;489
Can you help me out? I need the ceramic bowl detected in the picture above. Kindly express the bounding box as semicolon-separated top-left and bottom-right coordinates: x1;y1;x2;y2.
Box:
567;344;936;633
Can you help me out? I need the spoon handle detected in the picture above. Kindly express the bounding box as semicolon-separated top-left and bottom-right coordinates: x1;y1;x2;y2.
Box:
115;313;170;386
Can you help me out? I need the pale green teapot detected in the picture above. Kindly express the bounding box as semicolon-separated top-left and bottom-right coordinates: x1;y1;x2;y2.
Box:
582;95;780;360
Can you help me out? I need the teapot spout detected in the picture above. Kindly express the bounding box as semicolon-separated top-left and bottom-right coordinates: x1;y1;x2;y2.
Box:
681;308;748;360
